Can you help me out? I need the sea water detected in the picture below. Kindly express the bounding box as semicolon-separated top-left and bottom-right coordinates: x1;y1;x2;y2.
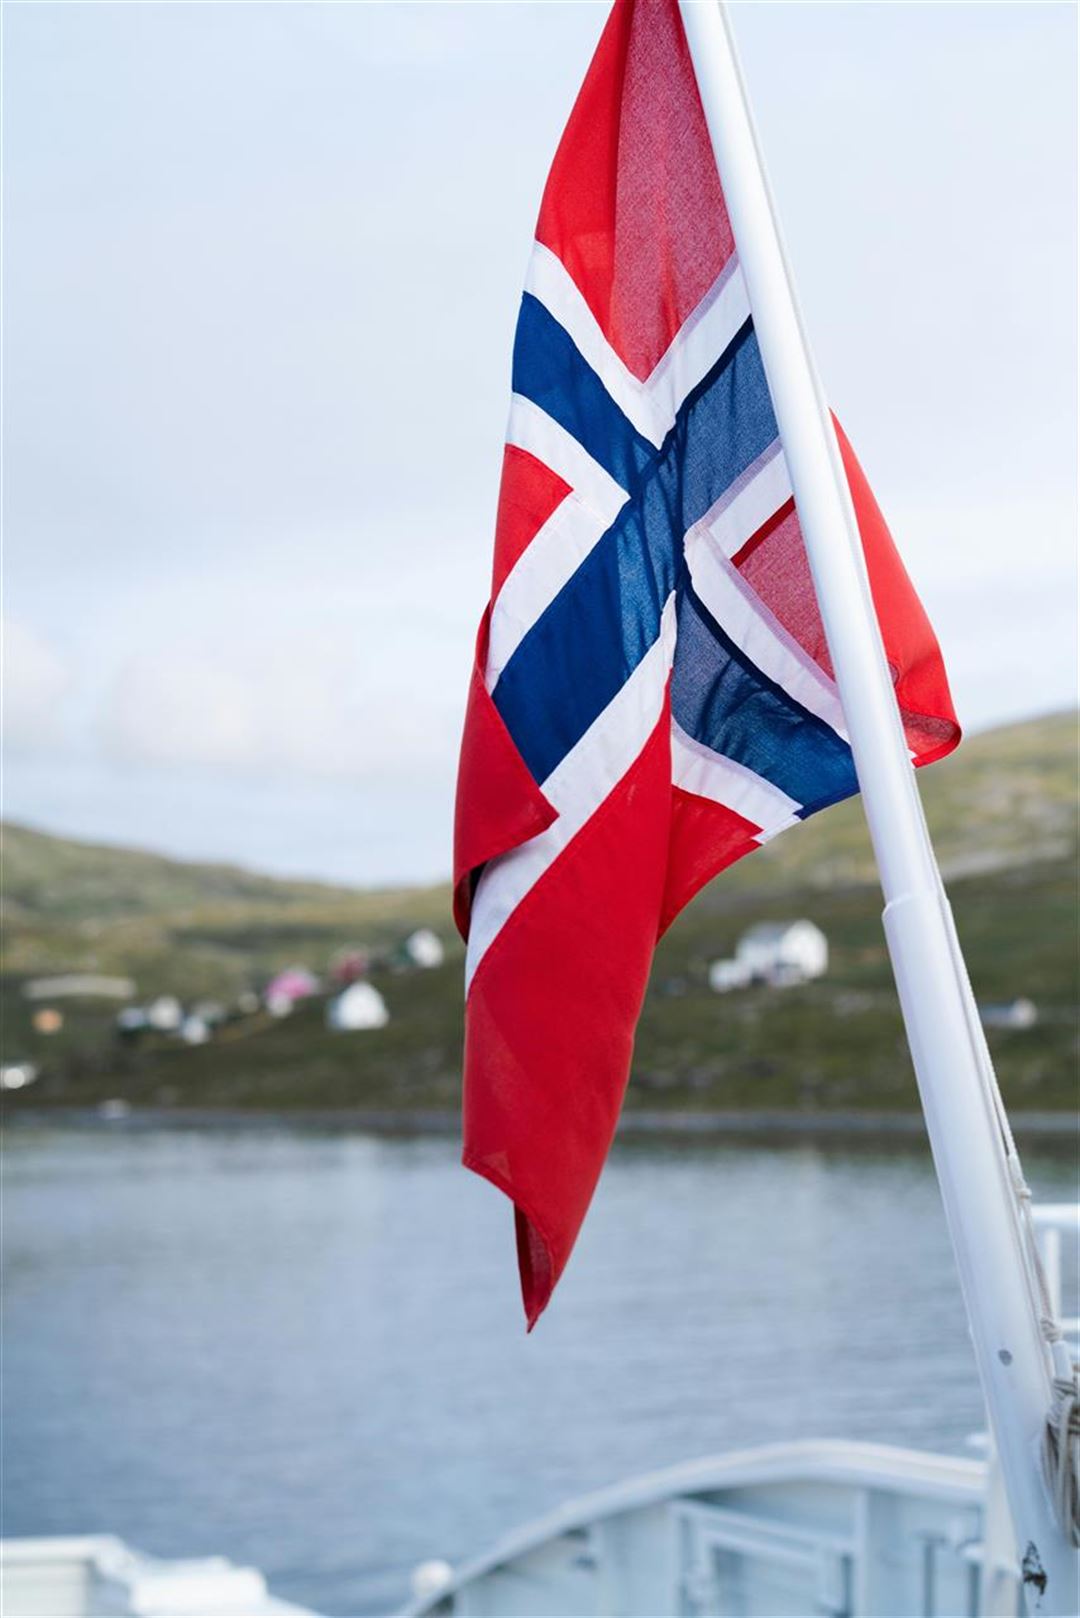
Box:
2;1122;1075;1615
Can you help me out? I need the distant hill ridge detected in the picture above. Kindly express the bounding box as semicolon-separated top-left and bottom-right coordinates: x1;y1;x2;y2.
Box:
1;822;423;924
3;708;1076;927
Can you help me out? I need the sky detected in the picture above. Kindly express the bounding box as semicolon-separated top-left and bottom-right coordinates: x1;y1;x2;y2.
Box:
3;1;1077;888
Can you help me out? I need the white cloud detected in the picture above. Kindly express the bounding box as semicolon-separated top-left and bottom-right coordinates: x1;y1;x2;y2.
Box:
98;625;466;787
2;618;72;752
89;493;487;791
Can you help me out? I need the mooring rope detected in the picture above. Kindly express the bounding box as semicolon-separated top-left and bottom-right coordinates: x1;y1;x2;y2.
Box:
1045;1370;1080;1548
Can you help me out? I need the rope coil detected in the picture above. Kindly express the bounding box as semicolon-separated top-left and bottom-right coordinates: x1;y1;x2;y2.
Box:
1007;1158;1080;1547
1044;1373;1080;1548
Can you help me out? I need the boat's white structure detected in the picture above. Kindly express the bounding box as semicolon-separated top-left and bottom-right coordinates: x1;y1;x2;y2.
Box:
408;1440;1000;1618
0;1536;315;1618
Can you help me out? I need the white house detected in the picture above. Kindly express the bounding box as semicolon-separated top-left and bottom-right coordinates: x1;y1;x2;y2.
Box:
980;998;1037;1030
179;1014;211;1046
709;920;828;993
404;929;444;969
737;921;828;985
708;958;753;993
327;982;390;1032
0;1063;39;1090
146;995;183;1032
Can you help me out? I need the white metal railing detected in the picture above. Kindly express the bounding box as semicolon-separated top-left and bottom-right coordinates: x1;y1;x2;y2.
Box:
675;1499;856;1617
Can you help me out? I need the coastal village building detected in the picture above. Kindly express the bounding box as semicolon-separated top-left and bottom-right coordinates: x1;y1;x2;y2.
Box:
264;966;320;1018
980;997;1038;1030
146;995;183;1032
404;929;444;969
23;974;135;1001
327;982;389;1032
709;920;828;993
738;921;828;982
708;958;753;993
179;1014;211;1046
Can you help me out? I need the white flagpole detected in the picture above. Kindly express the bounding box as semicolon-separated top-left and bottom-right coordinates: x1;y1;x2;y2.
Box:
678;2;1078;1609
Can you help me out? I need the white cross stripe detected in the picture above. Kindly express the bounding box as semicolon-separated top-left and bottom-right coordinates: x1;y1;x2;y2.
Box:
670;719;801;842
524;241;751;449
486;396;628;690
645;253;751;432
487;492;616;689
505;393;628;521
685;516;850;743
524;243;669;446
701;435;792;558
466;594;678;994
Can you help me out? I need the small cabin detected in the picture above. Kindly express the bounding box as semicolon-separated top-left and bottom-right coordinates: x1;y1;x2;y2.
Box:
179;1015;211;1046
710;920;828;993
708;958;753;994
146;995;183;1032
736;920;828;984
404;929;444;970
327;982;389;1032
264;967;320;1018
980;998;1037;1030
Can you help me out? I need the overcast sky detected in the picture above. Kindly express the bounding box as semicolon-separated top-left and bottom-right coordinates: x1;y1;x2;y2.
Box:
4;1;1076;887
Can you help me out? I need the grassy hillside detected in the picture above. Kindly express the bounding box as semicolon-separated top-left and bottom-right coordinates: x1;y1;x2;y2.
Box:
2;830;446;1001
2;710;1077;1115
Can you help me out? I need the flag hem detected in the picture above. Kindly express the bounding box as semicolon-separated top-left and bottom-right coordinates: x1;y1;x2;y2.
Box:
462;1147;556;1332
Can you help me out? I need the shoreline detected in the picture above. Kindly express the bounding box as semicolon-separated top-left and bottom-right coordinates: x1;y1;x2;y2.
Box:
4;1103;1076;1143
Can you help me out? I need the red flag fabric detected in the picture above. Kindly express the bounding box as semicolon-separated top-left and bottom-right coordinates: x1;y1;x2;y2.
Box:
454;0;959;1327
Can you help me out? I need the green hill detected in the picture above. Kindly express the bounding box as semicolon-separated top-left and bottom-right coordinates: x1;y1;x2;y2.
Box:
2;826;446;999
2;709;1077;1116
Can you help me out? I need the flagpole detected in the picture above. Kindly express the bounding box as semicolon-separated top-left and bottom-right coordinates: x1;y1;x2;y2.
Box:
678;2;1077;1609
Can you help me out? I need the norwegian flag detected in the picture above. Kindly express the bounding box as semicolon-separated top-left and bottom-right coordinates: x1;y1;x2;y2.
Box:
453;0;959;1327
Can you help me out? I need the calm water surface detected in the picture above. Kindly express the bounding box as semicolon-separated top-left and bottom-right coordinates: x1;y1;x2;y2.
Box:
3;1123;1075;1615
